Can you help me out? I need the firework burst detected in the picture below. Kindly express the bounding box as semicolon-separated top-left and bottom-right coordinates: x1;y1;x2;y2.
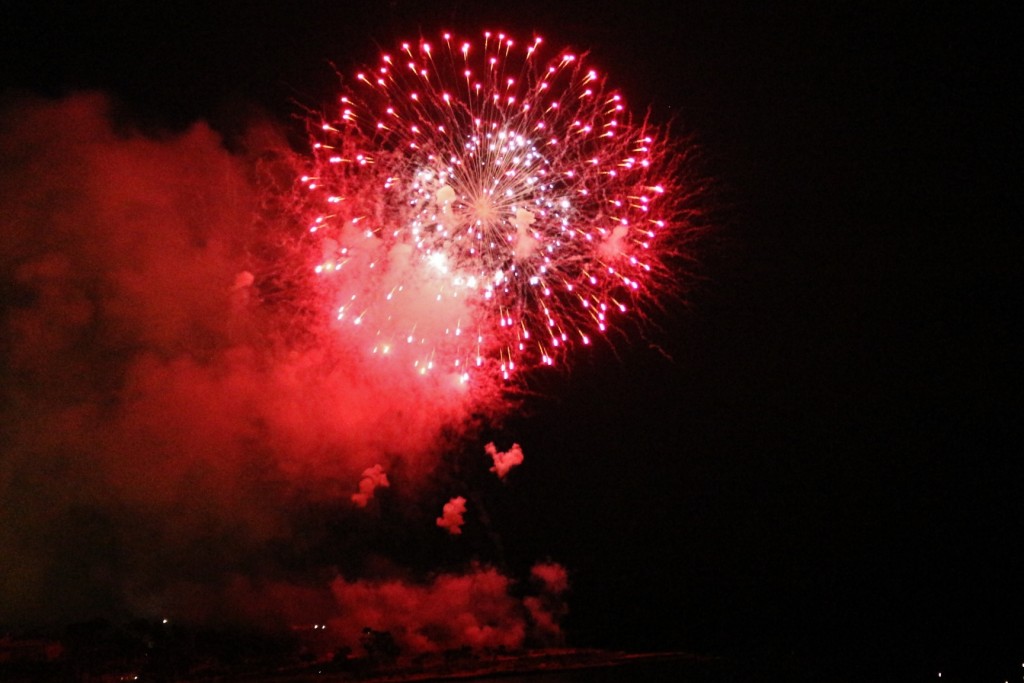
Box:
298;30;692;384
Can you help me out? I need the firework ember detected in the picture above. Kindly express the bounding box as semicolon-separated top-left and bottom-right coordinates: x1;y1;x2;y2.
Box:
299;31;688;383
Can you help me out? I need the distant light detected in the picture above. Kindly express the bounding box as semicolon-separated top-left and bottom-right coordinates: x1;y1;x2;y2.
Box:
162;618;168;624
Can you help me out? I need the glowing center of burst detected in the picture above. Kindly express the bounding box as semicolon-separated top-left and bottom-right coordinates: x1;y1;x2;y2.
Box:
427;251;448;273
468;192;498;226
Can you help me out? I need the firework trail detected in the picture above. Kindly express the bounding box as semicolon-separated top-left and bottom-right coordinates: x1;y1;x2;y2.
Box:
298;31;691;385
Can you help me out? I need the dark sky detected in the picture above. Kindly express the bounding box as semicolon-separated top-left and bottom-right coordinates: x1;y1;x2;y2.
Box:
2;1;1019;679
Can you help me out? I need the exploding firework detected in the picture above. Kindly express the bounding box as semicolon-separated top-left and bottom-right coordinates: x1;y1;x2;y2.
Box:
298;30;692;383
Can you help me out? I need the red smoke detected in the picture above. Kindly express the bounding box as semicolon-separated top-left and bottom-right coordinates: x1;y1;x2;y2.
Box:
485;442;525;479
436;496;468;535
0;93;558;651
351;464;390;507
153;561;569;655
525;562;570;644
328;563;566;653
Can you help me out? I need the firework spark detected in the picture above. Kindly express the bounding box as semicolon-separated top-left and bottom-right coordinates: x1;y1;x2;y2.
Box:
299;31;689;383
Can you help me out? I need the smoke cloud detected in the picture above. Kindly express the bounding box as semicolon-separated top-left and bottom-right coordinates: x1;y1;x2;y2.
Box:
330;564;524;653
351;464;389;508
436;496;468;535
523;562;570;643
485;442;525;479
0;94;524;639
144;560;570;655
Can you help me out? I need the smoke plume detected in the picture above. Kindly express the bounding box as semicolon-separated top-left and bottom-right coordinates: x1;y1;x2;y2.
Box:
0;94;523;642
351;464;390;508
485;442;525;479
436;496;468;535
330;564;522;652
523;562;570;643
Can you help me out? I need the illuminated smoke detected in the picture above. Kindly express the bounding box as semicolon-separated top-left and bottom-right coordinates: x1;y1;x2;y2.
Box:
523;562;570;643
0;94;484;625
351;464;390;507
436;496;468;535
152;561;569;655
329;564;524;653
530;561;569;594
485;442;525;479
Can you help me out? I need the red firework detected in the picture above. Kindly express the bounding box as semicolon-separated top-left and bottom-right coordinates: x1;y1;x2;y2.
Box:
298;30;690;383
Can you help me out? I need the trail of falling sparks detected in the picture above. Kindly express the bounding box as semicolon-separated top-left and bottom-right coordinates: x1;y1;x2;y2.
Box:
299;30;685;384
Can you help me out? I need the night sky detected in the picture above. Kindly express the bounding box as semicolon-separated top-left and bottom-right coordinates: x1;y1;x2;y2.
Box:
2;1;1019;680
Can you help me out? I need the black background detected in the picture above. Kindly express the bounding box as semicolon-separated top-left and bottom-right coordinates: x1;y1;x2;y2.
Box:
3;1;1019;679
